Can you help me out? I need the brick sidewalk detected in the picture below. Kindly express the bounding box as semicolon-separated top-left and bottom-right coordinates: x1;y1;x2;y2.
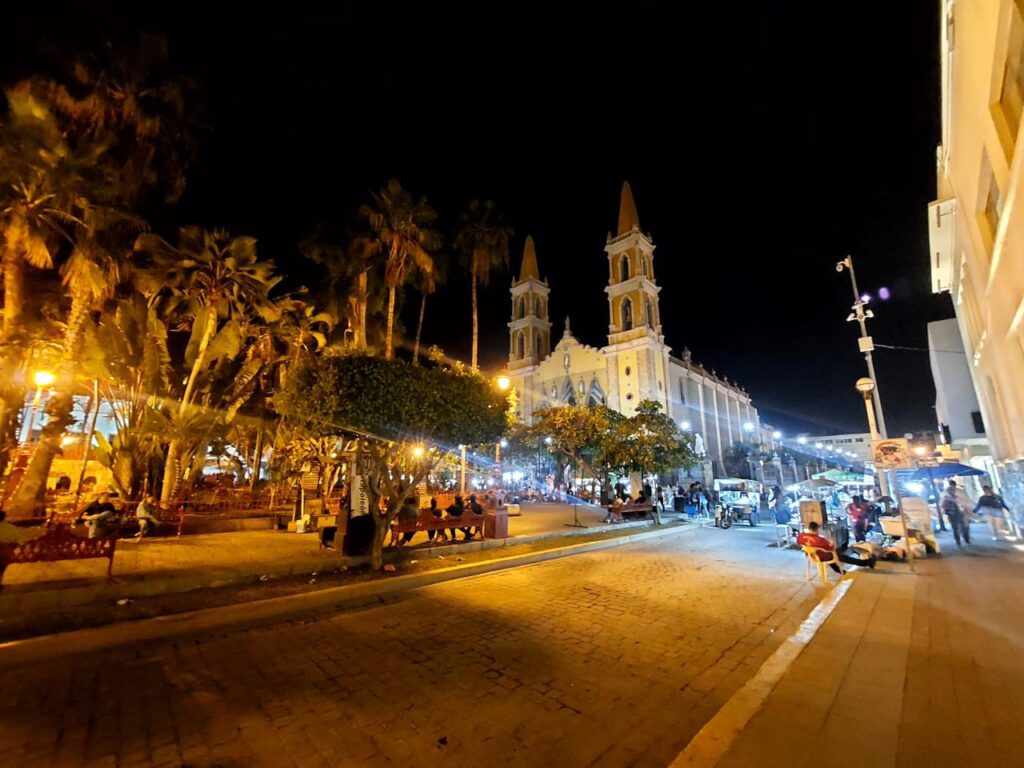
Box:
717;533;1024;768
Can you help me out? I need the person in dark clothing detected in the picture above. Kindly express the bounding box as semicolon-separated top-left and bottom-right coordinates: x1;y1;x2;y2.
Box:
941;481;972;547
467;493;484;539
974;484;1013;541
398;497;419;545
446;495;471;542
80;493;118;539
426;497;446;543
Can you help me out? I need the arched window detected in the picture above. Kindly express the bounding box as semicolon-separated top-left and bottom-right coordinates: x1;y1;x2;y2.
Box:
620;254;630;281
642;257;649;278
646;298;655;329
535;335;542;360
679;378;686;404
517;331;525;359
516;296;525;319
622;297;633;331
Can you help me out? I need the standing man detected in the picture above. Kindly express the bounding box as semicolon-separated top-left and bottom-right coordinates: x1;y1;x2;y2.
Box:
940;480;972;547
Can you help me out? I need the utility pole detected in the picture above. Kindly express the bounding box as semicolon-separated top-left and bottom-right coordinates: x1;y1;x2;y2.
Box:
836;256;888;438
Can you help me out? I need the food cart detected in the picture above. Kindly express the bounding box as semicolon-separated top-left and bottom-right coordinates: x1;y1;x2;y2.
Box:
712;478;763;528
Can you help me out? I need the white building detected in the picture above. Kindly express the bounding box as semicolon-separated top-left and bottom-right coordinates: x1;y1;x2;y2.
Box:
929;0;1024;507
506;183;763;477
801;433;874;464
928;318;988;455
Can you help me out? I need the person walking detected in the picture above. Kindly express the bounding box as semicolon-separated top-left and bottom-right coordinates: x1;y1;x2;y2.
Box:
974;484;1012;541
940;480;972;547
847;494;870;543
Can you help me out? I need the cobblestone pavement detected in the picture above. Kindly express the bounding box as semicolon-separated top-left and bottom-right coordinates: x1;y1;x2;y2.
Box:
0;526;822;768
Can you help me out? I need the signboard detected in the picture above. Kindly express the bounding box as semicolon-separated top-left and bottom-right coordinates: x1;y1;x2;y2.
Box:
871;438;912;469
350;474;370;517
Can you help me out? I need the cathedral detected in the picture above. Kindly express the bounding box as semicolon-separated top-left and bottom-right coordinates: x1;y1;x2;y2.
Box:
505;182;762;476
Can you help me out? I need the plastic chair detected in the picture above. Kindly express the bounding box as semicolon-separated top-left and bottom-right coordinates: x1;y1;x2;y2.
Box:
801;545;843;585
775;523;792;548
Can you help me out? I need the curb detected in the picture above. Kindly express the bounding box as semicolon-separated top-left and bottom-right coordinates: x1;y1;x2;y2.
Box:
0;517;656;614
0;521;700;666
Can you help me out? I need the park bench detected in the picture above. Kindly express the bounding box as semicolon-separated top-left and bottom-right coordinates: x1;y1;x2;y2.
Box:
0;524;117;586
618;502;653;519
389;510;486;545
119;502;185;537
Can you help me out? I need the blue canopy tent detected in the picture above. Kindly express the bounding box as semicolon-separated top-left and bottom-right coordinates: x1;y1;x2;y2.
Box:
906;462;985;481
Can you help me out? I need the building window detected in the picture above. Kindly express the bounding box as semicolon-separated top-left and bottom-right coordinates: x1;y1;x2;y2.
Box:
620;255;630;281
971;411;985;434
516;296;525;320
998;4;1024;146
646;298;655;329
984;172;1003;237
679;379;686;404
624;366;631;377
536;335;542;360
622;298;633;331
577;380;585;395
641;257;649;278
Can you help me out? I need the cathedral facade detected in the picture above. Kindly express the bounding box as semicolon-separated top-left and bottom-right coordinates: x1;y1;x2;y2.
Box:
505;182;762;475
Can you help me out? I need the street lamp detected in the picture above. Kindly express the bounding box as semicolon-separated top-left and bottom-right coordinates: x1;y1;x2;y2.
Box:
855;377;891;501
837;256;888;438
495;374;511;392
23;370;55;443
680;420;691;431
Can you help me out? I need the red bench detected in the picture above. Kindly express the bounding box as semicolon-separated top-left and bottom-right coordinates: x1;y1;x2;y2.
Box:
389;511;486;545
0;524;117;585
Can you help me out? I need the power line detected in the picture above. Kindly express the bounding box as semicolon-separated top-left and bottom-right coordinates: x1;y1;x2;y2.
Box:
874;343;966;355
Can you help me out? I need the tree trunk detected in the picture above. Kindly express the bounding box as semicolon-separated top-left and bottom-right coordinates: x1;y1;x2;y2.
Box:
371;515;387;570
357;270;368;351
249;420;264;491
384;286;397;360
8;393;75;515
2;250;22;338
413;292;427;365
162;307;217;502
471;273;479;370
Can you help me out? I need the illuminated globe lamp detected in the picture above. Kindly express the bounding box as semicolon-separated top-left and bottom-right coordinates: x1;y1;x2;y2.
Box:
855;377;880;439
33;370;56;388
495;374;511;392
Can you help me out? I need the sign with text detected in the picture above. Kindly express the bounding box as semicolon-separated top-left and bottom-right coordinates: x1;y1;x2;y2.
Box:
350;475;370;517
872;438;912;469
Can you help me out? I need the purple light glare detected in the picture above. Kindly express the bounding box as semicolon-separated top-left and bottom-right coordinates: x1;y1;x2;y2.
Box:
860;293;871;303
878;286;891;300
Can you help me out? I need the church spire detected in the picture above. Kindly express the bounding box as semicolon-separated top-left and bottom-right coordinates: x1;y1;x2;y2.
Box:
518;235;540;282
617;181;640;236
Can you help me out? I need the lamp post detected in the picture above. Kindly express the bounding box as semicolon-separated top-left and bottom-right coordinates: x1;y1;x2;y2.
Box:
856;376;893;501
837;256;888;438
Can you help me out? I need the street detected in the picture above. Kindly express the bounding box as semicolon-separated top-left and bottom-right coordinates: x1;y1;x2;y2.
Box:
0;526;821;768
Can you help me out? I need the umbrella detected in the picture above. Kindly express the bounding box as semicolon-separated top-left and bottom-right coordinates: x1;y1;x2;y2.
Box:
906;462;985;481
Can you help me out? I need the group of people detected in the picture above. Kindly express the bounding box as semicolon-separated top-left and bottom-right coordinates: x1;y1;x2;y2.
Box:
394;493;485;547
75;492;162;539
939;480;1018;547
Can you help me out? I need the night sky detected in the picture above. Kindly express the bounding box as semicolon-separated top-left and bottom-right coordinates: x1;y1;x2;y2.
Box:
2;2;952;437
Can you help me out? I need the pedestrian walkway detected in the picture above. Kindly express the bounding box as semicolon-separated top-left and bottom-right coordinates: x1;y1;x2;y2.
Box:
0;503;663;615
713;531;1024;768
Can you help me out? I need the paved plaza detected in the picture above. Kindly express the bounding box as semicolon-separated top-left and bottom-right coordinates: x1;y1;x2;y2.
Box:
0;525;821;768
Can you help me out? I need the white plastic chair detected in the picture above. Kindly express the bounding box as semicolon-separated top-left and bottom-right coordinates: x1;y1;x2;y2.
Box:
775;523;792;548
801;545;843;585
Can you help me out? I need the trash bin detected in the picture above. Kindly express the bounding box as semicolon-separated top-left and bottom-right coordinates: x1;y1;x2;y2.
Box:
484;509;509;539
505;503;521;517
342;514;374;556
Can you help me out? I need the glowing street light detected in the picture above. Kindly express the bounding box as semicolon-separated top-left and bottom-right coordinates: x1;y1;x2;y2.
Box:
743;422;754;432
33;370;55;388
411;445;425;458
772;430;782;440
495;374;511;392
815;443;823;450
797;436;807;445
680;420;691;431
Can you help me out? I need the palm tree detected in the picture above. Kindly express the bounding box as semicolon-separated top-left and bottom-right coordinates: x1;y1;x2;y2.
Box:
358;180;440;360
135;227;282;500
455;199;512;370
411;250;446;365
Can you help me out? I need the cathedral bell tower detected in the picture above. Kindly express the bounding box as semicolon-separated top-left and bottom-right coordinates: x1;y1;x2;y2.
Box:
508;235;552;371
605;181;662;344
603;182;670;416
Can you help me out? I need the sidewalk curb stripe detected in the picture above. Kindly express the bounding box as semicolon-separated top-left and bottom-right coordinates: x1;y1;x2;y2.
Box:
669;574;857;768
0;523;700;667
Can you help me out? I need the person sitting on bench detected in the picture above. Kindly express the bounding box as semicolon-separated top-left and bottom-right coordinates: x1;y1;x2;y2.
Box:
797;521;876;572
